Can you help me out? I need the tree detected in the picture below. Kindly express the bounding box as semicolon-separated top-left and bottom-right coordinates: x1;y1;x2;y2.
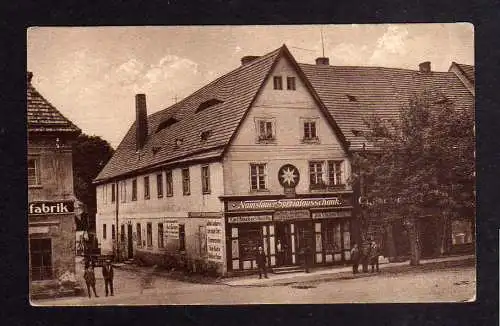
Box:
73;134;114;231
351;90;474;265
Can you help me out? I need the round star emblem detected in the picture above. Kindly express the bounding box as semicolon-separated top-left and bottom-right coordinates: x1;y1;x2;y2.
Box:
278;164;300;188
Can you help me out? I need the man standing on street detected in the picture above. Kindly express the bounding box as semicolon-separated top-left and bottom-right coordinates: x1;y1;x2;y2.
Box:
350;243;360;274
369;241;380;273
256;246;268;279
102;259;114;296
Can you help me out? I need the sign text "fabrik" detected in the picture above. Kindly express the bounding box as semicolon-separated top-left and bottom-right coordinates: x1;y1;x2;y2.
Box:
29;202;74;215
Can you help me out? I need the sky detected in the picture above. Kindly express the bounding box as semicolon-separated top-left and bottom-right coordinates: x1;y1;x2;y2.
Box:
27;24;474;148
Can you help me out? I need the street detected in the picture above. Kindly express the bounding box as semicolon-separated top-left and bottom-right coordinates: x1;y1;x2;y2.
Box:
33;257;475;305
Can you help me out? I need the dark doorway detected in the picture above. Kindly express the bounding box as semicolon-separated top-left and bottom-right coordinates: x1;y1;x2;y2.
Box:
127;224;133;259
275;223;293;266
295;221;313;264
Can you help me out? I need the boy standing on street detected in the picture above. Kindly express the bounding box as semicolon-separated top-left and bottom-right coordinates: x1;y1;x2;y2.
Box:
102;259;114;296
83;263;98;298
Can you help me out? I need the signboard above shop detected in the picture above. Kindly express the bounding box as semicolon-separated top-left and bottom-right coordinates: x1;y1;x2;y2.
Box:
228;215;273;224
227;197;349;211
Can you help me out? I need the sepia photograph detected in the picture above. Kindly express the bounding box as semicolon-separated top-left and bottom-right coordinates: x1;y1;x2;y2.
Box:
27;24;475;305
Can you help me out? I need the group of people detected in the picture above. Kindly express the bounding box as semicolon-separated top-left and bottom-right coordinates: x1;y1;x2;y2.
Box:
83;259;115;298
350;240;380;274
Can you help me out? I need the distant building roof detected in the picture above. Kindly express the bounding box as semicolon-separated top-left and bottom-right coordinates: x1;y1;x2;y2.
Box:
95;46;474;183
27;72;81;134
448;62;475;95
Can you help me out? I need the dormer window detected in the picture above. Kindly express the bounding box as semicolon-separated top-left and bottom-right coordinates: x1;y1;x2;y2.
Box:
346;94;357;102
273;76;283;90
196;98;223;113
255;117;276;143
156;117;178;133
200;130;212;142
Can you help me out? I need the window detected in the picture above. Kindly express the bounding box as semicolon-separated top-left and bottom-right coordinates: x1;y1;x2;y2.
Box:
147;223;152;247
120;181;127;203
238;225;261;260
112;224;116;240
322;221;344;254
273;76;283;90
201;165;211;194
158;223;164;248
144;176;150;200
121;224;125;242
250;163;267;191
103;224;107;240
111;183;116;202
256;119;275;141
28;157;41;186
287;76;296;90
30;239;52;281
303;121;317;140
166;170;173;196
327;160;343;185
309;162;324;187
182;168;190;195
157;173;163;198
179;224;186;251
136;223;142;246
132;179;137;201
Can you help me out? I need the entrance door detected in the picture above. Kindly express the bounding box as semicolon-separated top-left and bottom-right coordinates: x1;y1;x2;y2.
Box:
127;224;134;259
295;221;313;263
275;223;293;266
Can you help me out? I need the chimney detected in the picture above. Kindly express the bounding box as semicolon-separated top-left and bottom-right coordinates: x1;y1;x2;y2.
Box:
315;57;330;65
135;94;148;151
27;71;33;83
241;56;260;65
419;61;431;73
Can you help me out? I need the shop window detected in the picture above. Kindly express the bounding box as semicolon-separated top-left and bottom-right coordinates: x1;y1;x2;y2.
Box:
132;179;137;201
179;224;186;251
28;157;41;186
182;168;190;195
451;219;473;245
250;163;267;191
166;170;173;196
322;222;343;254
286;76;296;90
144;176;150;200
201;165;211;194
238;225;261;260
103;224;107;240
30;238;52;281
327;160;343;185
273;76;283;90
157;173;163;198
309;161;324;188
136;223;142;247
146;222;153;247
158;223;164;248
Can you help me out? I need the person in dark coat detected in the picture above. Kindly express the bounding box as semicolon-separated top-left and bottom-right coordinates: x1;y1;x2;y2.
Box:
361;242;370;273
369;241;380;273
303;245;312;273
256;246;268;279
102;259;114;296
83;263;98;298
350;243;360;274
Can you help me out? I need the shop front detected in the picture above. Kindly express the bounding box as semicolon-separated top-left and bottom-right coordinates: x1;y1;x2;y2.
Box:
224;194;354;272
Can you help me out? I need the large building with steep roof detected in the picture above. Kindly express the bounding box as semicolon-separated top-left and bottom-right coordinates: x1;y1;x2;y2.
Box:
28;71;82;298
94;45;474;275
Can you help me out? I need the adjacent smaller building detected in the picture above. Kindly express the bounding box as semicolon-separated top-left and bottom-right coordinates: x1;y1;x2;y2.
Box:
28;72;81;298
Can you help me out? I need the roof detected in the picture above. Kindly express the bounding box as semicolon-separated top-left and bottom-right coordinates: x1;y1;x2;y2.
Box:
454;63;475;85
27;73;81;134
95;46;474;183
95;46;284;182
300;64;474;150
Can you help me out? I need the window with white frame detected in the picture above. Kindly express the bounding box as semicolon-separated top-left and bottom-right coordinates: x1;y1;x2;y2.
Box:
201;165;211;194
303;120;318;140
132;178;137;201
120;180;127;203
111;184;116;202
327;160;343;185
286;76;296;90
182;168;190;195
250;163;267;191
146;222;152;247
157;173;163;198
309;161;324;187
166;170;173;196
144;176;150;200
255;118;275;142
136;223;142;247
273;76;283;90
158;223;164;248
28;157;41;186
